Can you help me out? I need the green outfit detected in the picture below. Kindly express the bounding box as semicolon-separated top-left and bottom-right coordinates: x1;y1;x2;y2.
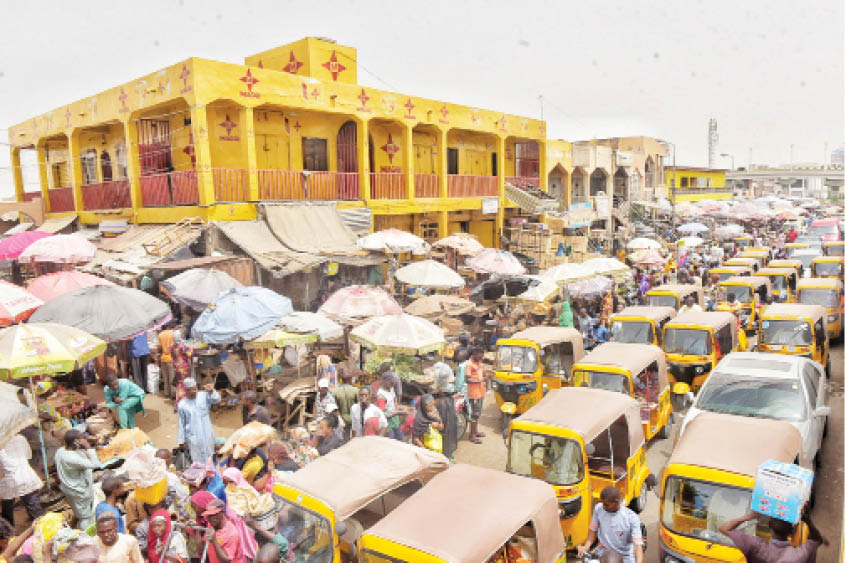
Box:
559;302;574;328
105;378;146;429
333;384;360;427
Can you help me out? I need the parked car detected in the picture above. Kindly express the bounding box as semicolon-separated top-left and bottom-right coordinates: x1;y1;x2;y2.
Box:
679;352;829;469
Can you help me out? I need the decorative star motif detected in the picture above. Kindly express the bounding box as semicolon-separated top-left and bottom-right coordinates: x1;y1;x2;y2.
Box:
293;121;302;132
321;50;347;81
498;115;508;131
311;88;320;100
179;64;191;87
257;60;264;68
64;107;72;126
404;98;415;115
440;105;449;119
183;132;196;165
118;88;129;111
240;69;259;92
357;89;370;108
302;83;309;100
382;95;396;113
283;51;303;74
381;133;400;163
219;114;237;136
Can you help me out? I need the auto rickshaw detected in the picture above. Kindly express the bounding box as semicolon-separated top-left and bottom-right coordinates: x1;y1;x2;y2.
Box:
715;275;772;333
724;256;761;273
810;256;844;279
609;306;677;346
785;242;810;258
797;277;843;340
273;436;449;562
757;303;831;375
704;265;752;285
662;311;738;393
757;266;798;303
570;343;674;441
360;464;567;562
823;240;845;256
507;387;654;550
769;258;805;279
740;249;770;267
493;327;585;428
645;284;704;311
659;412;807;563
734;234;753;250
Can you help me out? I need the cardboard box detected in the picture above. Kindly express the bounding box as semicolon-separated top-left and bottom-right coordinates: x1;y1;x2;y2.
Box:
751;460;813;524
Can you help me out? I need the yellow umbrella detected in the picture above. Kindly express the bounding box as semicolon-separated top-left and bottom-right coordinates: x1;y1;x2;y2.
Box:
245;329;318;349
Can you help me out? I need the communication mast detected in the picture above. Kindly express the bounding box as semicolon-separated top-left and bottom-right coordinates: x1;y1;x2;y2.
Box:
708;118;718;168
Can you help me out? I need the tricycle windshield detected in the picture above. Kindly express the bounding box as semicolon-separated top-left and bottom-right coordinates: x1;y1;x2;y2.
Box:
661;476;771;547
664;328;712;356
276;496;333;562
497;345;538;374
572;370;631;395
814;261;843;276
610;320;654;345
717;285;752;303
798;288;837;308
768;275;786;290
760;320;812;346
508;430;584;486
645;294;679;309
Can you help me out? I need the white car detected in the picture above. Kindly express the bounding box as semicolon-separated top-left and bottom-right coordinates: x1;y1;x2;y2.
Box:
679;352;829;469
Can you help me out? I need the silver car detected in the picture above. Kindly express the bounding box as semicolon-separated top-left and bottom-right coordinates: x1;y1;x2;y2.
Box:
679;352;829;469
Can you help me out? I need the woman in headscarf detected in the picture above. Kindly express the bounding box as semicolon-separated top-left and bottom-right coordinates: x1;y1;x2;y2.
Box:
188;490;257;561
181;462;226;502
558;301;574;328
314;355;337;388
411;394;443;452
147;508;189;563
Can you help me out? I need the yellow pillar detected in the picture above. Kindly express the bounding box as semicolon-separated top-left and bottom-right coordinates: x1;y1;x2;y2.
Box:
495;135;506;247
36;144;51;212
67;132;85;212
357;119;371;201
10;148;24;203
437;128;448;237
538;140;547;192
242;107;259;201
191;105;216;206
123;120;142;216
402;123;414;200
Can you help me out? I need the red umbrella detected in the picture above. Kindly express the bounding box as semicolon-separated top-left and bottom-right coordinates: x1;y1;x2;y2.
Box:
27;271;115;302
0;231;52;261
0;281;43;326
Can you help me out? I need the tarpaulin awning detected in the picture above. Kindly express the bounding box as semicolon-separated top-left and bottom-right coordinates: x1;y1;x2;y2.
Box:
215;221;325;276
262;204;364;256
36;215;77;234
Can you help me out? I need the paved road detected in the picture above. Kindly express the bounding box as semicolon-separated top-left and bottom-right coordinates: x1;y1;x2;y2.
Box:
454;341;844;562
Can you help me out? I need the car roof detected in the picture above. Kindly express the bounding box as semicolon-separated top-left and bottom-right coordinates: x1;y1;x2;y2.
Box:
710;351;803;380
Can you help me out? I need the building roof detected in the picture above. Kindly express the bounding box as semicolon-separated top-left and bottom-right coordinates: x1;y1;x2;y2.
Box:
668;165;730;172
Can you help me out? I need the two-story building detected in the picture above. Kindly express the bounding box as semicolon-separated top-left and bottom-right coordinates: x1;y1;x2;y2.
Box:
8;37;547;249
665;166;731;202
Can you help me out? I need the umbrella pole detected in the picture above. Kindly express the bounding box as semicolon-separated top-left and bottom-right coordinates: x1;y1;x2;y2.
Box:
28;378;52;492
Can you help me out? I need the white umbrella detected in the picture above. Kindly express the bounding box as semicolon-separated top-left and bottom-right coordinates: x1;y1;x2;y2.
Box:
543;263;595;285
567;276;614;299
395;259;465;289
714;224;745;240
677;222;709;234
581;257;630;276
357;229;429;254
467;248;526;276
432;233;485;256
627;237;662;250
677;236;705;247
278;311;344;341
160;268;244;311
511;278;560;303
350;313;446;355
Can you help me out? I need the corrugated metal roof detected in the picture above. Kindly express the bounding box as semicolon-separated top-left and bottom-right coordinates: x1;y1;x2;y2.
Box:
97;219;203;255
2;223;33;236
36;215;78;234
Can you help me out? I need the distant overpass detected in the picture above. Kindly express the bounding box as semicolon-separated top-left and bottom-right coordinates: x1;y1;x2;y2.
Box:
727;168;844;182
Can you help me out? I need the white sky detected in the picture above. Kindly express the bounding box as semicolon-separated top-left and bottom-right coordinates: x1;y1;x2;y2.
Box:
1;0;843;197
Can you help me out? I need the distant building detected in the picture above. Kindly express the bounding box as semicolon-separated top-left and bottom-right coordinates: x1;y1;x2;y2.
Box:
832;146;844;166
665;166;730;202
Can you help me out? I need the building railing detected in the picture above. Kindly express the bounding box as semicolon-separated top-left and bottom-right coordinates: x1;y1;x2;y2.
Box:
371;173;407;200
672;187;733;195
141;171;199;207
213;168;248;202
258;170;360;201
48;187;75;213
505;176;540;188
414;174;439;198
81;180;131;211
21;192;41;202
448;175;498;197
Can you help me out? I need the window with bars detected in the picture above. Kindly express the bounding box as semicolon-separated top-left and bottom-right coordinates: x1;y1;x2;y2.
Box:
514;142;539;177
81;150;98;185
420;223;439;242
302;137;329;171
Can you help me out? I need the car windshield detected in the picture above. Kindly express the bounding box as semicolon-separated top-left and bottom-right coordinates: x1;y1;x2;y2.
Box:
610;320;654;344
661;477;771;547
645;294;679;309
664;328;712;355
808;225;837;237
717;285;752;303
497;345;538;374
276;497;334;562
814;261;843;276
696;373;806;421
760;319;812;346
508;431;584;486
798;288;838;308
572;370;631;395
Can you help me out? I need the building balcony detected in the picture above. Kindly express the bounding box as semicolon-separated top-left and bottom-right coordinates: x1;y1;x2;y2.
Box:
447;175;497;198
81;180;131;211
258;170;360;201
414;173;439;198
141;171;200;207
672;187;732;195
370;173;406;200
21;192;40;202
48;187;75;213
213;168;249;203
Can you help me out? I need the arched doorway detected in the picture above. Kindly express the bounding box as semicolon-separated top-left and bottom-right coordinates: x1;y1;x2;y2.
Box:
336;121;358;199
100;151;113;182
571;167;587;202
590;168;608;196
614;168;629;203
645;156;655;188
547;164;569;207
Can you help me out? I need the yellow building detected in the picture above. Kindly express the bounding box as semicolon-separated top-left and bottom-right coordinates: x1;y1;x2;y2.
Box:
665;166;731;202
8;37;547;249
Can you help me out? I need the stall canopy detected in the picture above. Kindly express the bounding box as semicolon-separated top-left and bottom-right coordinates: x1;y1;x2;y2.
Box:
160;268;243;311
215;220;325;276
262;204;364;257
395;259;465;289
191;286;293;345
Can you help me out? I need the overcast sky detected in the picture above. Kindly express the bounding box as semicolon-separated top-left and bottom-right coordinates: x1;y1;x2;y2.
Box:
1;0;842;196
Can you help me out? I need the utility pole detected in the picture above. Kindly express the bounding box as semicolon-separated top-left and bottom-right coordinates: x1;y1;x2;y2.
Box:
790;144;794;170
538;95;544;121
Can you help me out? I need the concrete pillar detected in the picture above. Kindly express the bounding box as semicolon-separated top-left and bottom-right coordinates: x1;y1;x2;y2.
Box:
437;127;449;238
10;148;24;203
496;135;506;246
36;144;51;212
123;120;142;214
357;119;371;201
538;140;547;192
191;105;216;206
242;107;259;201
66;132;85;212
402;124;414;199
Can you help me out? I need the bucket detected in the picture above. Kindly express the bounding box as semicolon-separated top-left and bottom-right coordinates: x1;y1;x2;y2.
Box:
146;364;160;395
135;477;168;505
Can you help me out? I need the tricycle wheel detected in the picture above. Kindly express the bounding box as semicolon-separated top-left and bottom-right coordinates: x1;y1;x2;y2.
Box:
657;412;673;440
631;484;648;513
501;412;514;438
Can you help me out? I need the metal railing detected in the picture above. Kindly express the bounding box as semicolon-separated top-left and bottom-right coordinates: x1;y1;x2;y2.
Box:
81;180;131;210
414;173;439;198
48;187;75;212
505;176;540;188
213;168;248;202
447;175;498;197
258;170;360;200
141;171;199;206
371;173;407;199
